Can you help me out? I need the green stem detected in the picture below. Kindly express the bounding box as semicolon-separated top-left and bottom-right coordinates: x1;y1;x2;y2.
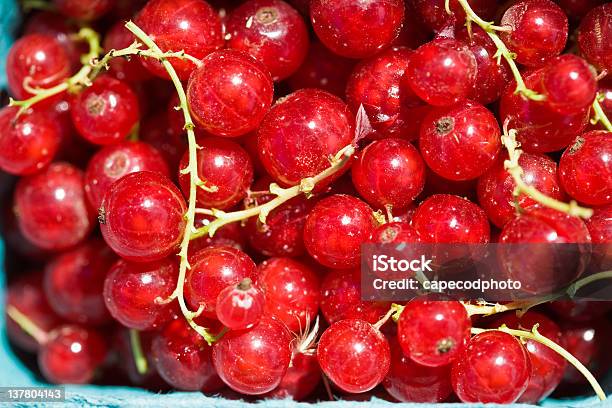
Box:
129;329;148;375
6;305;48;344
472;325;606;401
125;21;216;345
591;96;612;131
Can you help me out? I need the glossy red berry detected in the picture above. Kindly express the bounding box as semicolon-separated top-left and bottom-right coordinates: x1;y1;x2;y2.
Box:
216;279;265;331
135;0;224;80
15;162;95;251
84;141;169;210
501;206;591;244
310;0;404;58
104;258;178;330
257;89;354;186
500;68;590;153
398;297;471;367
258;257;320;332
177;137;253;210
559;131;612;206
451;331;531;403
226;0;309;81
412;195;490;244
23;12;81;70
213;317;292;395
103;22;152;82
152;318;222;391
351;138;425;209
187;50;274;137
489;312;566;403
100;171;187;262
420;102;501;181
39;325;108;384
577;3;612;73
455;26;512;104
70;76;140;145
52;0;114;20
0;106;61;175
287;41;356;97
412;0;497;32
404;38;477;107
44;239;116;325
586;204;612;244
345;47;423;139
383;337;453;403
184;246;258;318
266;352;321;401
320;268;390;325
501;0;568;67
477;152;565;228
560;320;611;385
541;55;597;115
317;319;390;393
304;194;377;268
6;34;70;100
6;273;62;353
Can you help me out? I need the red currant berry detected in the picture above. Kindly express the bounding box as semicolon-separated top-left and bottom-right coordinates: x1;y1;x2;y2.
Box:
44;239;116;325
6;273;62;352
346;47;423;139
310;0;404;58
152;318;222;391
320;268;390;325
187;50;274;137
412;0;497;32
370;222;419;245
577;3;612;73
103;22;152;82
23;12;81;70
398;297;471;367
541;55;597;115
257;89;354;186
351;138;425;209
550;300;612;323
489;311;566;403
287;41;356;97
177;137;253;210
455;26;512;104
559;131;612;206
39;325;108;384
500;68;590;153
383;336;452;403
85;141;170;210
215;278;265;330
420;102;501;181
104;258;178;330
586;204;611;244
6;34;70;100
317;319;390;393
226;0;309;81
560;320;611;385
258;257;320;332
184;246;258;318
135;0;224;80
0;106;61;175
100;171;187;262
412;194;490;243
52;0;114;20
452;331;531;403
556;0;606;20
15;162;95;251
70;76;140;145
477;152;565;228
404;38;477;107
304;194;377;268
213;317;292;395
501;0;568;67
266;352;320;400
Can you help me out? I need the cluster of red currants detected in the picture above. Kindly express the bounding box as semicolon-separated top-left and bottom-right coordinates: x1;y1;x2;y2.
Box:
1;0;611;405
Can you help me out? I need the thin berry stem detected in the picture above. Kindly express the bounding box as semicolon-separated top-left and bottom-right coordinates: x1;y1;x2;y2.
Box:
6;305;48;345
472;325;606;401
591;95;612;131
453;0;511;32
129;329;148;375
501;125;593;219
125;20;217;345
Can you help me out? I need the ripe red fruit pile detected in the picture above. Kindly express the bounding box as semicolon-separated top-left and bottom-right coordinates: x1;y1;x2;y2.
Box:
1;0;611;405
